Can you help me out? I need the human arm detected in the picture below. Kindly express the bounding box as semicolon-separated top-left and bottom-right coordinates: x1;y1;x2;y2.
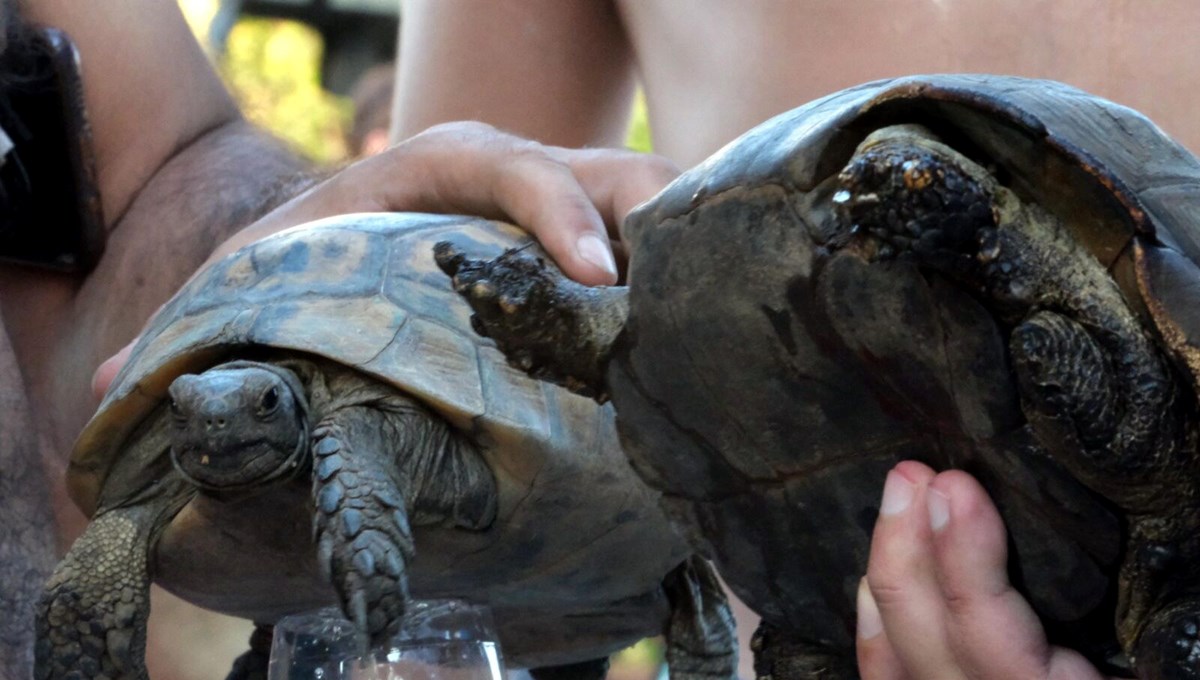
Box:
18;0;259;227
0;319;56;679
394;0;636;149
857;462;1115;680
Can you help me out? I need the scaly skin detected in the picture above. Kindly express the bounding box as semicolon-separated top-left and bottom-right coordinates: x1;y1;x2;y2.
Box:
305;374;497;645
750;622;856;680
36;503;166;680
311;412;414;642
434;241;629;402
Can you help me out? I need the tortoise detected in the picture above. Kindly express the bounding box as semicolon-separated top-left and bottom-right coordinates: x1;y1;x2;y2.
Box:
436;74;1200;679
35;213;739;680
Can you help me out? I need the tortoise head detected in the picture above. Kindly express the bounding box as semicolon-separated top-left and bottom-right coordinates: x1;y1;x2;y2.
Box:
167;361;309;491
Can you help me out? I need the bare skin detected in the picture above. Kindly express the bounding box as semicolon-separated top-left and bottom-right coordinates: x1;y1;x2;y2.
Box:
396;0;1200;169
859;462;1117;680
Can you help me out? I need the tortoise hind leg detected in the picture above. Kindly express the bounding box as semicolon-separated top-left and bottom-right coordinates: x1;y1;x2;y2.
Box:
991;239;1200;676
434;241;629;401
312;398;496;642
36;503;166;680
750;622;856;680
662;557;738;680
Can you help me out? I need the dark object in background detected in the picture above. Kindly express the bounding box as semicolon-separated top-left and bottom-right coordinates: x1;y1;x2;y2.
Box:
0;27;103;272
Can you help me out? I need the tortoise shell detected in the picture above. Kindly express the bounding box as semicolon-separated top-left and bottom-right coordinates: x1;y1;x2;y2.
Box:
614;74;1200;663
73;213;686;666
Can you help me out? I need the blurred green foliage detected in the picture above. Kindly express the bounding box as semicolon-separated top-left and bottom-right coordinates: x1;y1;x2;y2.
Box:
181;0;350;163
626;92;653;154
181;0;649;163
220;18;351;162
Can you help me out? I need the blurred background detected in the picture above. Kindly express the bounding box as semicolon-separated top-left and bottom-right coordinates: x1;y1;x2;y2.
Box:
148;3;660;680
177;0;651;162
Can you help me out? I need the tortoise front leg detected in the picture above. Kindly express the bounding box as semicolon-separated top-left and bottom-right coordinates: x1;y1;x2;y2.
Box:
749;622;856;680
312;402;496;643
311;412;414;643
36;503;163;680
434;242;629;402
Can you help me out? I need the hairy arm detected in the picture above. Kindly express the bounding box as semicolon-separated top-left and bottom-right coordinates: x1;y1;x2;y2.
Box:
19;0;255;225
0;317;55;680
394;0;637;147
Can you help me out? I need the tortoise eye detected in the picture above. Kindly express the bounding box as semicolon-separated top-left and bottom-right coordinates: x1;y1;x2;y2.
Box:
259;387;280;415
169;399;184;418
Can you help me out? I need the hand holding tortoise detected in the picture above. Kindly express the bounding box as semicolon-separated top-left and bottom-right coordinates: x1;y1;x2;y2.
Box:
91;122;678;398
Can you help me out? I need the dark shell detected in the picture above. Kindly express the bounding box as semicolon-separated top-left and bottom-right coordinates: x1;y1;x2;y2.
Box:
617;75;1200;661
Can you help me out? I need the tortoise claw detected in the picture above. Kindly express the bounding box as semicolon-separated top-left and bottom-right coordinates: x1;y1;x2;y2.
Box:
311;423;412;645
432;241;468;277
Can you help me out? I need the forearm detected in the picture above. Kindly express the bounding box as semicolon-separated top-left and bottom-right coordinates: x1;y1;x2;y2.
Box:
394;0;636;147
20;0;242;225
107;118;317;265
88;118;315;345
0;319;55;680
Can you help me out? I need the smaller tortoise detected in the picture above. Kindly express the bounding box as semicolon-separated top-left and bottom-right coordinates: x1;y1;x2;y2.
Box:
438;75;1200;679
37;213;737;680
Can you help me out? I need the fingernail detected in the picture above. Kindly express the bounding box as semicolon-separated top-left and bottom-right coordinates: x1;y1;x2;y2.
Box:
857;578;883;640
928;486;950;532
576;233;617;278
879;470;914;516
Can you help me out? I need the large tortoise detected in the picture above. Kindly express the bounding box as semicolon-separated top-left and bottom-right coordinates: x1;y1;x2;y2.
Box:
438;74;1200;679
35;213;737;680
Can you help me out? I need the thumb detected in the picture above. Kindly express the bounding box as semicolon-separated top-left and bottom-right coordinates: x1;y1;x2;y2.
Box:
92;340;135;401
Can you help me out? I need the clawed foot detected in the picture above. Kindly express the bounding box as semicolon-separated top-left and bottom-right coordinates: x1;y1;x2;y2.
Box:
312;423;413;643
1134;597;1200;680
434;241;627;401
35;507;155;680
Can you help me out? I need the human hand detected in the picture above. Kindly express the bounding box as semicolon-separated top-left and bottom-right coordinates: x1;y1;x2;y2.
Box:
202;121;678;283
91;122;679;398
857;461;1116;680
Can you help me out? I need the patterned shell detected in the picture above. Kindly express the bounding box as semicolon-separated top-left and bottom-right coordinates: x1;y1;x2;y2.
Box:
70;213;606;517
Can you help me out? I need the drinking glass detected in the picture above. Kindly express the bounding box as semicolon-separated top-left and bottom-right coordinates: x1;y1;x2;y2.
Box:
267;600;505;680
